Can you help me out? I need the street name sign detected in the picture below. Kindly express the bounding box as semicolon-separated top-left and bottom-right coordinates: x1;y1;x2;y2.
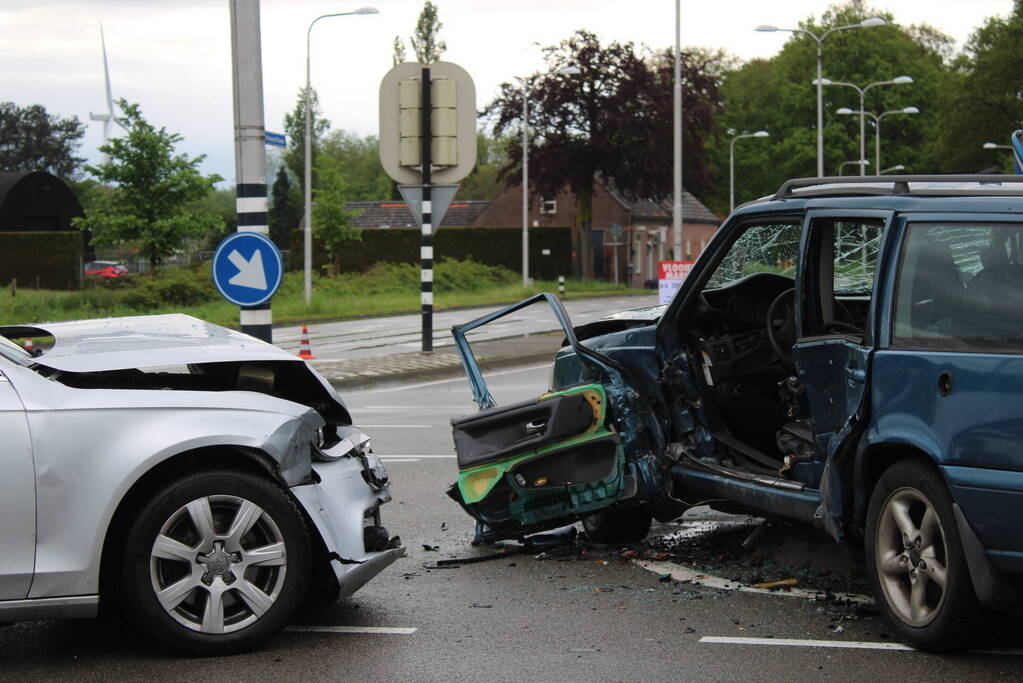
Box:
212;232;283;307
264;131;287;148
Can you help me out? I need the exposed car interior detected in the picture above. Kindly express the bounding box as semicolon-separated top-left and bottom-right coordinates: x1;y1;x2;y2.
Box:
677;219;878;481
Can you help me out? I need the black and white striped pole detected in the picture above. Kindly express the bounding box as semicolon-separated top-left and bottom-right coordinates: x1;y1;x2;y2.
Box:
420;66;433;353
229;0;272;343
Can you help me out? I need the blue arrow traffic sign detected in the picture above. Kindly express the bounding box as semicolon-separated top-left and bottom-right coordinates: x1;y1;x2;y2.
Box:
211;232;283;307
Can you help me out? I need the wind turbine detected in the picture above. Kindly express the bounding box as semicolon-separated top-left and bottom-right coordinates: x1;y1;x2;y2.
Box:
89;25;124;161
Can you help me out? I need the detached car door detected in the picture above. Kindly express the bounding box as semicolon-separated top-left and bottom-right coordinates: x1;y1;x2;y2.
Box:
448;294;653;542
0;360;37;599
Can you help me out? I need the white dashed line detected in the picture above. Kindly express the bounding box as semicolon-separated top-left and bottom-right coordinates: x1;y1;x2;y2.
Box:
699;636;1023;655
358;424;432;428
378;454;456;459
287;626;418;635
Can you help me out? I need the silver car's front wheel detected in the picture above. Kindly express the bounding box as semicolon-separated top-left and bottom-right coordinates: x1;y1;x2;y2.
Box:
122;471;311;655
865;459;983;652
151;494;289;634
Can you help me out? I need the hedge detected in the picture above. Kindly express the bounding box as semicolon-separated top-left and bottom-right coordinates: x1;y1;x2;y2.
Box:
0;231;83;290
288;226;572;280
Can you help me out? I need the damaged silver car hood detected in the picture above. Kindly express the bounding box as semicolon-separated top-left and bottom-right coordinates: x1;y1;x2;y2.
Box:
1;314;296;373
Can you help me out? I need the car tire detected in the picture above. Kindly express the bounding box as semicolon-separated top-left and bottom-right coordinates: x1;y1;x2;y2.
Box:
120;470;311;655
865;459;983;652
581;506;652;544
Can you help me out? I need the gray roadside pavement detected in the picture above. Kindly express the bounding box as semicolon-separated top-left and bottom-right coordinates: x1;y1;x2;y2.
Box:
306;332;565;388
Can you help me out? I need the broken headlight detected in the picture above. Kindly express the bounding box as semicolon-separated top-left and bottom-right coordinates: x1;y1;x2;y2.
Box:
312;424;371;462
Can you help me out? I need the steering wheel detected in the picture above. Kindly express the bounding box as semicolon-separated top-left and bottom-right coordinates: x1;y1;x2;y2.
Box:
766;288;797;370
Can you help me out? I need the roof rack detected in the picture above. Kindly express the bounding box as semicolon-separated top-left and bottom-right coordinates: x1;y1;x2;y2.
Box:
773;174;1023;200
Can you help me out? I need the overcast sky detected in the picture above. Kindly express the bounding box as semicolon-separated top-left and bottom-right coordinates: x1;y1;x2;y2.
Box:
2;0;1014;184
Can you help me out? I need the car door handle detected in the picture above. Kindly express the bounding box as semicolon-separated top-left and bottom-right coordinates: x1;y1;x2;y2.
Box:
846;367;866;383
525;419;548;434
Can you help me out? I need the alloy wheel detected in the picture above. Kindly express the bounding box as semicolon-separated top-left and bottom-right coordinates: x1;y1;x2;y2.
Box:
149;495;288;634
874;486;949;627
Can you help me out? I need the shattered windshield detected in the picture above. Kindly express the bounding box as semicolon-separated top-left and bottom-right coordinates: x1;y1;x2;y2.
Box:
705;222;802;289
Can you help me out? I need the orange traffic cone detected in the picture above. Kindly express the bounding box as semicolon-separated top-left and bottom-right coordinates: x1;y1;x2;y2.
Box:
298;325;316;360
23;338;34;353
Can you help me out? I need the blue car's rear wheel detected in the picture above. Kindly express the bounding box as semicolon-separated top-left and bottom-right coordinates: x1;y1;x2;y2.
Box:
865;459;982;652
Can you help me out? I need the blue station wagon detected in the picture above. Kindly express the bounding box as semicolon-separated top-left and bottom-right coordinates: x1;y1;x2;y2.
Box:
448;175;1023;652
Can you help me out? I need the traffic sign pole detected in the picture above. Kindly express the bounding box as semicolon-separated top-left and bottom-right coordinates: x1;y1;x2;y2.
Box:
420;66;433;353
229;0;272;343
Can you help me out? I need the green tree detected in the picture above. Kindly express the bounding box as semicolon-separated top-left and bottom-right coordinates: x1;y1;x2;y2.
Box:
393;35;408;65
708;0;950;212
318;130;393;201
928;0;1023;172
269;167;302;250
410;1;446;63
282;87;331;192
75;100;223;271
487;31;722;278
457;132;511;200
311;154;361;273
0;102;85;177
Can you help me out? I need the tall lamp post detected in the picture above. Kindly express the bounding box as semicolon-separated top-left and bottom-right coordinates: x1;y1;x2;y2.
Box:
756;16;886;177
983;142;1013;150
838;106;919;171
519;65;577;289
838;159;870;175
880;164;906;174
729;130;769;211
303;7;378;305
673;0;683;262
814;75;913;175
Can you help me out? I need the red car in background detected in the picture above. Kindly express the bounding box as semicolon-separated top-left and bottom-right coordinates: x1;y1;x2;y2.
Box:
84;261;129;278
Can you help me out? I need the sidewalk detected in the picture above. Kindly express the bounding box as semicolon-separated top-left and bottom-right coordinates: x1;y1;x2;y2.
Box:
307;332;565;388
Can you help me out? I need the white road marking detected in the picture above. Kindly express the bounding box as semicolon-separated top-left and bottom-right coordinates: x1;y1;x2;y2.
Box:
379;458;420;463
378;454;456;459
358;424;432;428
361;364;550;393
636;560;872;604
287;626;417;635
699;636;1023;655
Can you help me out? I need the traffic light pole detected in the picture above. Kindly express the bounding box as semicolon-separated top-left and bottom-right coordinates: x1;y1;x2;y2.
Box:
420;66;433;353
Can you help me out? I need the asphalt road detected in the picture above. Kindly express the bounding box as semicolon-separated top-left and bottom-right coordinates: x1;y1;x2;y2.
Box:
272;294;659;361
3;364;1023;680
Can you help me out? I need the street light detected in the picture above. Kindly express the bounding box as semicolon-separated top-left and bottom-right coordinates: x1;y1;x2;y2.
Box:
837;105;919;171
303;7;379;305
983;142;1012;150
838;159;870;175
814;75;912;175
729;130;769;211
756;16;886;176
519;65;579;289
880;164;906;174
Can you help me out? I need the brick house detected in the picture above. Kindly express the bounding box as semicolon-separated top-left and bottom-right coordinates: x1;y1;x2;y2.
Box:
472;180;721;286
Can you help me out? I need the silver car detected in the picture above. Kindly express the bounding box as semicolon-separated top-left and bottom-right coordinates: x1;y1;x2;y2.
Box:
0;314;404;655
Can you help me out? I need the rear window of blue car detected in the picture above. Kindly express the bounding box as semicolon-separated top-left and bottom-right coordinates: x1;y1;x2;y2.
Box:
893;222;1023;352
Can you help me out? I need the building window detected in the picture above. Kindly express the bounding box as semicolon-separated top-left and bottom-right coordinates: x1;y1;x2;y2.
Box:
540;193;557;215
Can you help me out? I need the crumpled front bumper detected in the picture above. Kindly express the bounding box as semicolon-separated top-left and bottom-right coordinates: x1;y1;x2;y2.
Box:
290;448;405;599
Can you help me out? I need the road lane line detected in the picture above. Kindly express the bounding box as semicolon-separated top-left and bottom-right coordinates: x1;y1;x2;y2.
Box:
287;626;417;635
699;636;1023;655
380;458;420;463
358;424;432;428
636;560;872;604
378;454;456;458
361;364;550;392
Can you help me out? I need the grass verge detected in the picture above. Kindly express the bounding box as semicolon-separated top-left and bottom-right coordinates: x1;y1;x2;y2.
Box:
0;260;650;328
